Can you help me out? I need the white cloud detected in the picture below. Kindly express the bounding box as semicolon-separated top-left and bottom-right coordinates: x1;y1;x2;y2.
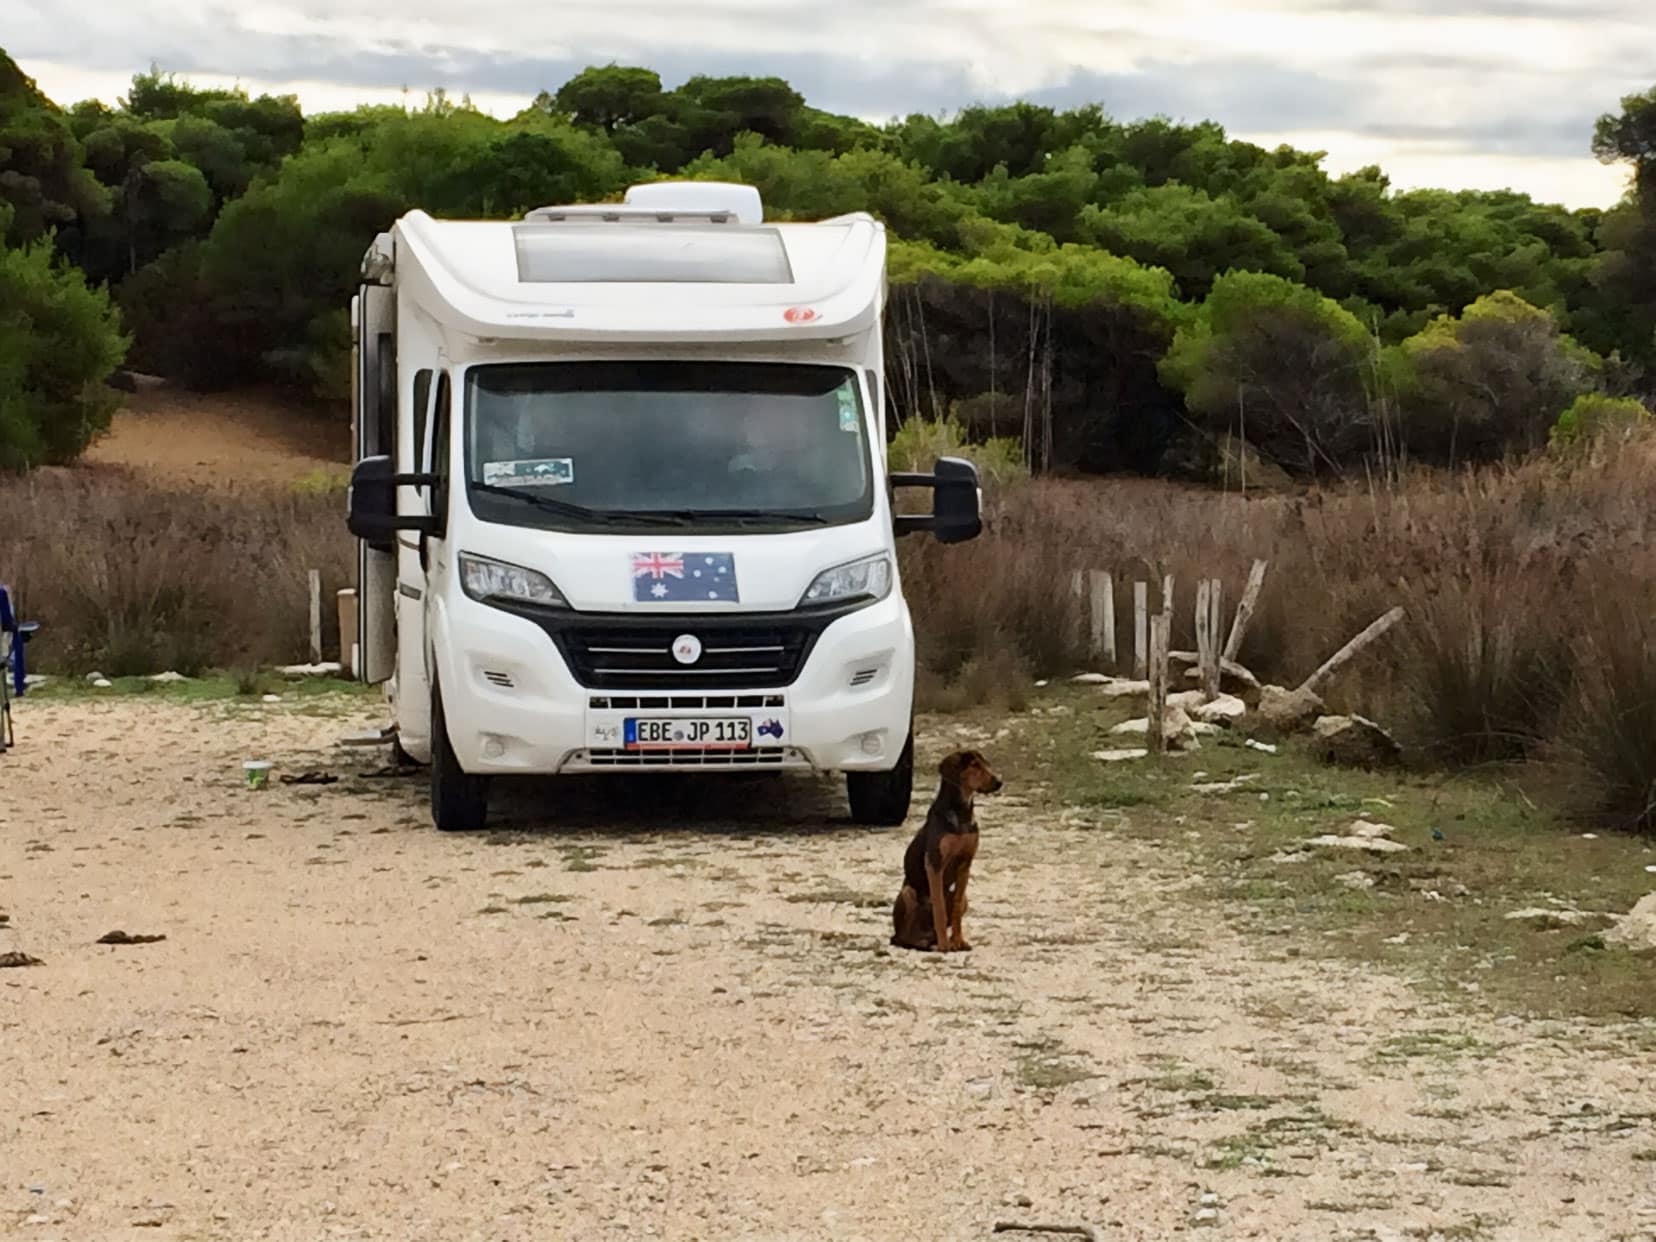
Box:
11;0;1653;207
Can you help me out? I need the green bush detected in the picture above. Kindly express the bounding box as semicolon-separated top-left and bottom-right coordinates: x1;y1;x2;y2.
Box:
887;413;1027;490
0;237;128;470
1550;393;1650;448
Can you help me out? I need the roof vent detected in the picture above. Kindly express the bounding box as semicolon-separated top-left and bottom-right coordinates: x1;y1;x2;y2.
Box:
624;181;763;225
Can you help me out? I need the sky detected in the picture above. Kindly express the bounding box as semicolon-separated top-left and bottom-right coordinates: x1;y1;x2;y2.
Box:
10;0;1652;209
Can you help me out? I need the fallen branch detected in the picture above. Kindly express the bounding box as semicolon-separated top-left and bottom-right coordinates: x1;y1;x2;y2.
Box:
1298;606;1406;695
993;1223;1105;1242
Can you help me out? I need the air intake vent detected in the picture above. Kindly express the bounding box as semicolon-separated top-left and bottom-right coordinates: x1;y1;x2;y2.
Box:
482;670;515;689
849;668;879;688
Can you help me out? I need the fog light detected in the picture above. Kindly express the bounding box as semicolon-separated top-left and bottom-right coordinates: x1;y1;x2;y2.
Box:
483;736;506;759
860;732;883;756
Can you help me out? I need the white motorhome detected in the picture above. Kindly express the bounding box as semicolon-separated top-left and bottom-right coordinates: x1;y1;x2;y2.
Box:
346;181;982;832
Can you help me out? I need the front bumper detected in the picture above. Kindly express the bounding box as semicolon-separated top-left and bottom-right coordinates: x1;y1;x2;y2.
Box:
429;592;915;776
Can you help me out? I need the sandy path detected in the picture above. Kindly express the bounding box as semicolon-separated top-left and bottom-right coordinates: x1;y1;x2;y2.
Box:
2;698;1653;1242
83;383;347;485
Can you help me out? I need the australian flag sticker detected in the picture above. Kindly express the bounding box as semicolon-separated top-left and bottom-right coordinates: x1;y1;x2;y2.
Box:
633;551;740;602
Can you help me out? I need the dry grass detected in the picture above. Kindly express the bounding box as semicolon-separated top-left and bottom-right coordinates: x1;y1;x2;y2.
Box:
12;424;1656;833
0;466;351;674
901;432;1656;832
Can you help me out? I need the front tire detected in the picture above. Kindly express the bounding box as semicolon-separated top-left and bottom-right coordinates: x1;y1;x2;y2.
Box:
847;731;914;826
431;681;490;833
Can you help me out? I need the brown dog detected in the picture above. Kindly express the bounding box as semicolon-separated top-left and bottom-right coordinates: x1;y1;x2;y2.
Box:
890;749;1002;952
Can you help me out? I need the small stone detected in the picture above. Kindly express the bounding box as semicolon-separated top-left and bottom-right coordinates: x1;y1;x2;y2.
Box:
92;678;113;689
1092;748;1149;763
1306;833;1408;855
84;671;106;683
1244;738;1278;755
1335;871;1376;890
1071;673;1111;685
1504;907;1600;929
147;670;188;683
261;694;282;704
1194;1207;1220;1224
25;1214;50;1226
1199;1192;1221;1207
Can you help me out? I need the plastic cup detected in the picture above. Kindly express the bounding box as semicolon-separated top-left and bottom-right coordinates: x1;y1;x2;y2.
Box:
243;760;273;790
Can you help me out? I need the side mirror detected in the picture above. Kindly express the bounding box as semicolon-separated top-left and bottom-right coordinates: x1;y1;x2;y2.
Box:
346;454;440;550
890;456;983;544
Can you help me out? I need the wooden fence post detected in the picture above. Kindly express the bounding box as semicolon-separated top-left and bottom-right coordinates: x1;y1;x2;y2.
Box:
1223;559;1269;664
1147;613;1169;755
1133;581;1149;679
1203;578;1223;700
1088;570;1115;666
308;569;323;665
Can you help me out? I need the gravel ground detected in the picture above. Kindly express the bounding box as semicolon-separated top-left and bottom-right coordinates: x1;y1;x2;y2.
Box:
3;695;1654;1242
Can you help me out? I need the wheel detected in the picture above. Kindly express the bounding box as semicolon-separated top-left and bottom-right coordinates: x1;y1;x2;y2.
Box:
430;680;490;832
846;731;914;826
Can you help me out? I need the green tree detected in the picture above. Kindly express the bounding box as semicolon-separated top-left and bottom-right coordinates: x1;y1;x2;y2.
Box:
552;65;666;132
0;235;128;469
1159;271;1380;479
1395;291;1599;464
0;50;107;246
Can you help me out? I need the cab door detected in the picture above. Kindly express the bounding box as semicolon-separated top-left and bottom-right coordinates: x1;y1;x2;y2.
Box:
352;283;397;684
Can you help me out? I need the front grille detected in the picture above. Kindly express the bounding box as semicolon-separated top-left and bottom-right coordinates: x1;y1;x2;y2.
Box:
588;694;784;710
498;602;861;691
581;747;791;767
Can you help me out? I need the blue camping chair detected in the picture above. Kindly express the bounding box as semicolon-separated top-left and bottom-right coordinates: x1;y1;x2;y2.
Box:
0;585;40;753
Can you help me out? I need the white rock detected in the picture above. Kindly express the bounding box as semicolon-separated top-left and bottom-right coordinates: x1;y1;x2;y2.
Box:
1192;694;1247;725
1071;673;1111;685
278;662;343;677
147;670;189;683
1605;893;1656;951
1191;774;1259;795
1504;907;1600;928
1305;833;1409;854
22;674;49;688
85;671;106;683
1347;820;1398;841
1092;748;1149;763
261;694;282;704
92;678;113;689
1098;678;1150;699
1244;738;1278;755
1335;871;1376;890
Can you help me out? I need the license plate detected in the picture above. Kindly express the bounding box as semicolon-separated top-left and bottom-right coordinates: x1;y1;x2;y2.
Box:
624;717;752;750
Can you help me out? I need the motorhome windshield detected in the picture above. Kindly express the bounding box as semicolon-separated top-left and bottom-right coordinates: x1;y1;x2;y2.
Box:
463;362;874;532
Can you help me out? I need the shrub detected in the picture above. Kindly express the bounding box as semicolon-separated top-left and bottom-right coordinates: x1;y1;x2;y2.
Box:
0;237;128;470
1550;393;1650;449
1553;581;1656;835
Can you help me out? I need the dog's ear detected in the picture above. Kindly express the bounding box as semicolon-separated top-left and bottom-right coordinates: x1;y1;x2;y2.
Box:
938;750;966;780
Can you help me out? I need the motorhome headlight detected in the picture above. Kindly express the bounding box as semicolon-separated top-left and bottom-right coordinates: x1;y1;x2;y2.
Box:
799;553;893;607
459;552;567;608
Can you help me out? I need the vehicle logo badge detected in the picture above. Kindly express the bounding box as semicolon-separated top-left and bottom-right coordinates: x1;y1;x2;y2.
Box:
672;634;702;665
783;306;818;323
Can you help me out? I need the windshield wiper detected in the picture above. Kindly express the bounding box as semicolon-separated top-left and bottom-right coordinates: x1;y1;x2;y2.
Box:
471;483;691;526
639;508;830;526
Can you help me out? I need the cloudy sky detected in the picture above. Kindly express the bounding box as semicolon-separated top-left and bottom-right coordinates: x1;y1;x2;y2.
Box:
11;0;1652;208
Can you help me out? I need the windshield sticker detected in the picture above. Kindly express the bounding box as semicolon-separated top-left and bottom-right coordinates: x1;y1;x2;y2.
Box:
837;387;859;433
633;551;740;603
482;458;574;487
